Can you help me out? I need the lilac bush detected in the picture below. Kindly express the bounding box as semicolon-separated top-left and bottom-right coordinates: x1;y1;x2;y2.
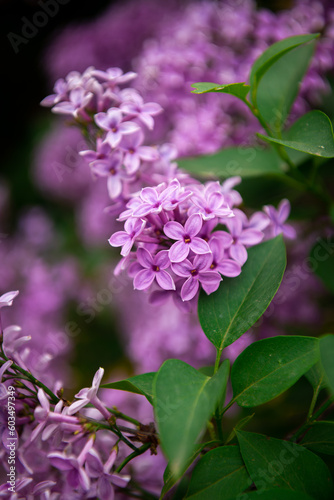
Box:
2;1;334;498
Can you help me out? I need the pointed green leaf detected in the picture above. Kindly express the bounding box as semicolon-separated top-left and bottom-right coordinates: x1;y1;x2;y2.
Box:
185;446;250;499
256;40;316;132
177;146;283;179
154;359;229;477
320;334;334;393
191;82;250;101
236;430;334;499
250;34;319;103
102;372;155;404
198;236;286;350
258;111;334;158
310;237;334;293
301;422;334;455
232;336;319;407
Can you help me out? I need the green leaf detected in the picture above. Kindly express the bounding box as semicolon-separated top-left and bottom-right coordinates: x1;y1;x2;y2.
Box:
154;359;229;477
225;413;255;444
198;236;286;350
102;372;155;404
185;446;250;499
310;237;334;294
250;34;318;104
236;430;334;499
238;490;314;500
258;111;334;158
161;442;216;499
256;41;316;132
177;146;284;179
304;361;326;390
232;336;319;407
301;422;334;455
320;334;334;393
191;81;250;101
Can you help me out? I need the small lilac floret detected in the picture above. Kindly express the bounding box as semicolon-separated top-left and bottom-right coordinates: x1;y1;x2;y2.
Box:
172;254;222;301
119;130;159;175
67;368;110;420
164;213;211;263
225;209;264;265
264;199;297;239
86;447;130;500
109;218;146;256
134;248;175;291
94;108;139;148
91;67;137;87
52;87;93;119
121;93;162;130
208;237;241;277
191;184;234;220
48;437;94;491
131;182;178;217
89;150;125;199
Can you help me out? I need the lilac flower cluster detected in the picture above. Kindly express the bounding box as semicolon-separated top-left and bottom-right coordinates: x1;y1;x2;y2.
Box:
0;294;147;499
36;0;334;207
42;66;294;306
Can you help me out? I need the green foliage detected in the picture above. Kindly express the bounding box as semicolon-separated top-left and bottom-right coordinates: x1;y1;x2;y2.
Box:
258;111;334;158
249;33;318;105
301;422;334;455
198;236;286;350
320;335;334;394
153;359;229;477
237;491;314;499
177;146;284;179
102;372;155;404
236;430;334;499
225;413;255;444
305;362;326;390
185;446;250;499
255;41;316;133
161;442;215;499
191;82;250;101
231;336;319;407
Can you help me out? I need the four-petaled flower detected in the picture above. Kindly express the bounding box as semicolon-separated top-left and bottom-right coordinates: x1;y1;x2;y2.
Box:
134;248;175;291
121;93;162;130
52;87;93;119
119;130;159;174
264;199;296;239
86;447;130;500
208;237;241;277
94;108;139;148
109;218;146;256
131;182;178;217
225;208;264;265
48;438;94;491
89;150;126;199
172;254;222;301
164;213;211;263
191;187;234;221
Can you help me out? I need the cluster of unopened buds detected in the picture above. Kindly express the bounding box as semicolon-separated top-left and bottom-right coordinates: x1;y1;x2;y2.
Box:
42;66;296;307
